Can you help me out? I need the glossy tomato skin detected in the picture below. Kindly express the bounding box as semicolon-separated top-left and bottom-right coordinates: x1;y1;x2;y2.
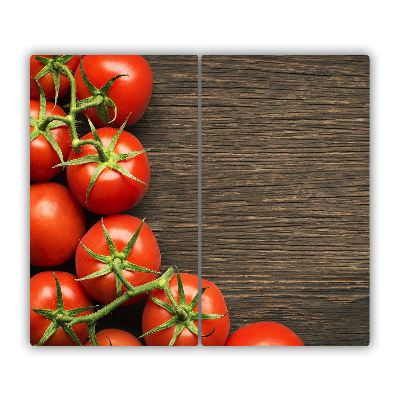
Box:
83;329;143;346
75;55;153;127
30;271;93;346
75;214;161;306
66;127;150;215
225;321;304;346
142;273;230;346
30;100;72;181
30;182;86;267
30;55;80;100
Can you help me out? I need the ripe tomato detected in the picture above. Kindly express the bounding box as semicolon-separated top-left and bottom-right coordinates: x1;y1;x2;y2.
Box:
30;99;72;181
30;55;80;100
66;127;150;215
74;55;153;127
225;321;304;346
142;273;230;346
75;214;161;306
30;182;86;267
30;271;93;346
83;329;143;346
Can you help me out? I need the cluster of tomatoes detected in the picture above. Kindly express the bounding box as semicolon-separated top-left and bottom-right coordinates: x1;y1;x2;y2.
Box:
29;55;231;346
30;55;304;346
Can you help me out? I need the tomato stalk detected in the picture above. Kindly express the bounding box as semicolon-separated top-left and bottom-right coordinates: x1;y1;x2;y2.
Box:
47;61;103;153
69;267;175;345
55;118;149;206
32;267;175;346
33;56;150;210
87;324;99;346
32;56;113;156
32;56;76;105
140;270;229;346
76;218;159;300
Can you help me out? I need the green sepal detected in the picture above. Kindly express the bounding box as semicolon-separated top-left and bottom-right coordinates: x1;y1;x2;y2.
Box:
31;308;55;320
169;324;185;346
32;273;96;346
30;78;67;166
85;163;106;204
63;325;84;346
78;240;112;265
100;218;117;253
187;287;206;310
140;269;229;345
75;264;113;281
76;217;156;299
183;320;199;337
54;272;64;310
37;322;59;346
140;315;180;337
122;261;160;275
114;149;149;162
55;154;99;167
146;294;176;315
47;120;68;130
77;56;128;126
54;117;148;206
108;162;146;185
33;55;76;105
106;117;127;152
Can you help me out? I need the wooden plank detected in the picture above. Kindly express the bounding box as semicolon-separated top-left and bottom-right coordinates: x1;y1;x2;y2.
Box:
201;55;369;345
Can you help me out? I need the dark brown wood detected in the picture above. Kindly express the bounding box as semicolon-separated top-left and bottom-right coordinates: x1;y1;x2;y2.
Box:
30;56;199;341
201;56;369;345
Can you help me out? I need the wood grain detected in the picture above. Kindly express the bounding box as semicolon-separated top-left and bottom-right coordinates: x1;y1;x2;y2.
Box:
201;56;369;345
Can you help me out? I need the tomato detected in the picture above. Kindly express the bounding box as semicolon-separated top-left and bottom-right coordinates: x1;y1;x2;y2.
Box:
30;55;80;100
66;127;150;215
225;321;304;346
30;271;93;346
30;182;86;267
83;329;142;346
142;273;230;346
74;55;153;127
30;99;72;181
75;214;161;306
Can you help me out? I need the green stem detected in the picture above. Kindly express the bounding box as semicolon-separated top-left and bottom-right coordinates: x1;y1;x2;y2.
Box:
87;324;99;346
52;62;104;153
72;138;109;161
163;283;180;310
68;267;175;328
57;62;78;110
37;114;70;131
113;261;136;293
74;96;104;114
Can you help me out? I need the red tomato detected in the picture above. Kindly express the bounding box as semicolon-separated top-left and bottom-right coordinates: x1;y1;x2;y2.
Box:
30;271;93;346
30;55;80;100
225;321;304;346
74;55;153;127
30;182;86;267
142;273;230;346
30;99;72;181
75;214;161;306
83;329;142;346
66;127;150;215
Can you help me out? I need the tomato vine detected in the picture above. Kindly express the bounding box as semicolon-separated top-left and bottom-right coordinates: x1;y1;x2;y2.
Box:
30;55;229;346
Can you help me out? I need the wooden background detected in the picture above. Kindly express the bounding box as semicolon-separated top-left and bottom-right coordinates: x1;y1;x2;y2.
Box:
201;56;369;346
30;56;199;341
